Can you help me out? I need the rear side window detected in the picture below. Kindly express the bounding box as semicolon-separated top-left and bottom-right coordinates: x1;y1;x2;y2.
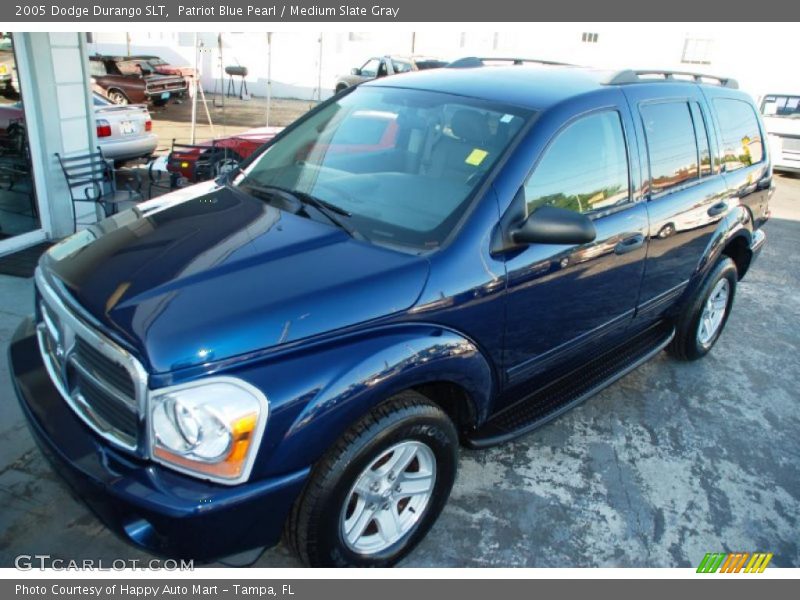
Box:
640;102;699;195
714;98;764;171
524;111;630;215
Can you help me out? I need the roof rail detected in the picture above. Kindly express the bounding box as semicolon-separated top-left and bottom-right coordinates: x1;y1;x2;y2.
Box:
447;56;574;69
606;69;739;89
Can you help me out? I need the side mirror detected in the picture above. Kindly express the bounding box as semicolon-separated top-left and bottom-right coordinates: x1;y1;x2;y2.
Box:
351;68;361;76
510;205;596;246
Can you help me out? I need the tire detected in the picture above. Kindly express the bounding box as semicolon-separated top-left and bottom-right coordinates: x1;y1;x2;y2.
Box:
286;390;458;567
658;222;676;238
668;256;738;361
211;152;242;177
107;90;129;106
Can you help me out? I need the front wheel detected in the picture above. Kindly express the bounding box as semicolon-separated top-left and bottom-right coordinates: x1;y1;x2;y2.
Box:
668;256;738;360
286;391;458;567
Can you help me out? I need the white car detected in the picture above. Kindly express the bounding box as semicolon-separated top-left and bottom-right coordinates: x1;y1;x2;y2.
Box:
93;92;158;163
761;94;800;174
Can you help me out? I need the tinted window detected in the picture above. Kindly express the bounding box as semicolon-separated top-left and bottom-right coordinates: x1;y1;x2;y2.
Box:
690;102;712;177
524;111;630;215
714;98;764;171
641;102;699;194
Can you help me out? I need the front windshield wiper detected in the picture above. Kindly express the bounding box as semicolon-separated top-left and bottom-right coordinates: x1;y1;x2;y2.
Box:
237;182;364;241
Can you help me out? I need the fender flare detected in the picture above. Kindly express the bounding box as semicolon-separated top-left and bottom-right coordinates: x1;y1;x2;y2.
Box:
251;325;495;476
692;204;753;287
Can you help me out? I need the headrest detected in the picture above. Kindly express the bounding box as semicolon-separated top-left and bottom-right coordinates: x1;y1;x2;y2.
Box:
451;109;490;143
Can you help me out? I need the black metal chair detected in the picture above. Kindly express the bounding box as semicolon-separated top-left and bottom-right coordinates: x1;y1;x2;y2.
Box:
56;147;143;233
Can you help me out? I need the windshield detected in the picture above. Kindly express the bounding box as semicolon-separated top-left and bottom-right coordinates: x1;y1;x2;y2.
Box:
761;95;800;118
93;93;111;106
235;86;531;250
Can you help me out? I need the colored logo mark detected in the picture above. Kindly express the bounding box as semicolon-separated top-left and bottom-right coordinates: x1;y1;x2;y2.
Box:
696;552;773;573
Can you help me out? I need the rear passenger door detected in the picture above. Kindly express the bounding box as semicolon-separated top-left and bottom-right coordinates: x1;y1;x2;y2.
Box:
622;86;730;321
705;93;772;229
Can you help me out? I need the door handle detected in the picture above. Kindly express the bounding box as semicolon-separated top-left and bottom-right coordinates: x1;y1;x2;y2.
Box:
614;233;645;255
707;201;728;217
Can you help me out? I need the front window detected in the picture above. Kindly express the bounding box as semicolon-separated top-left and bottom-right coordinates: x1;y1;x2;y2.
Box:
524;111;630;215
235;86;531;250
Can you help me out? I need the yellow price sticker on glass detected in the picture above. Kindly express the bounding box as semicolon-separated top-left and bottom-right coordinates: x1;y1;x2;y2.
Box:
465;148;489;166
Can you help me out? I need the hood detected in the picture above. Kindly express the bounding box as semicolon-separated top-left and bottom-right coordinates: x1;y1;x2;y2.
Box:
41;183;430;373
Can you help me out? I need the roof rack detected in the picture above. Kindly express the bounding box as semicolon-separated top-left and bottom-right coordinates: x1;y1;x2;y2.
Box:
447;56;574;69
606;69;738;89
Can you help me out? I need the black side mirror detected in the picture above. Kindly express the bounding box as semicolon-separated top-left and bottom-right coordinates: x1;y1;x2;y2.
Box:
351;68;361;76
511;205;597;246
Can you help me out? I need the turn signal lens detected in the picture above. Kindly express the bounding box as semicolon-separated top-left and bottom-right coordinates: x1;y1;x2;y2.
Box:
150;378;268;484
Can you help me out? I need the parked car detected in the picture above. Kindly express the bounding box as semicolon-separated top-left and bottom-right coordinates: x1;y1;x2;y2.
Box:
89;54;187;106
10;63;771;567
131;54;197;79
92;93;157;163
0;93;156;163
760;93;800;173
335;55;447;93
165;126;283;185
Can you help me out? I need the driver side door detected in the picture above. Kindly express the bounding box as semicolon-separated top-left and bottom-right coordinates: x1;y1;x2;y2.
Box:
501;106;648;400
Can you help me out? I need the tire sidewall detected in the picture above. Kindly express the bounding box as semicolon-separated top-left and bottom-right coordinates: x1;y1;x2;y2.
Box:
686;259;737;358
313;413;457;567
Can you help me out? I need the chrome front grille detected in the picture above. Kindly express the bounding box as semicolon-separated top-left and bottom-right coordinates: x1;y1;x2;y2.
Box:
34;268;147;453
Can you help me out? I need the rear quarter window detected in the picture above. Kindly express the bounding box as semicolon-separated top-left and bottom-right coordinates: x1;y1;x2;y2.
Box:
713;98;764;171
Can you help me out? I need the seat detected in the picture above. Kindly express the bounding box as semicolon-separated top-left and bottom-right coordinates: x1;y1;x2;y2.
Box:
56;147;143;232
424;109;496;182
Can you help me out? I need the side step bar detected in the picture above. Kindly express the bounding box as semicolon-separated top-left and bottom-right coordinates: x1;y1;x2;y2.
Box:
465;322;675;449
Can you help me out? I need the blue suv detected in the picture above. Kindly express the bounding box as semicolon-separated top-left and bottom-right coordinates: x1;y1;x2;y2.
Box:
9;60;771;566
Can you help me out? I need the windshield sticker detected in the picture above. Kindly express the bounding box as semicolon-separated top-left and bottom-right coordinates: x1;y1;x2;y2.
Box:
500;113;515;123
466;148;489;166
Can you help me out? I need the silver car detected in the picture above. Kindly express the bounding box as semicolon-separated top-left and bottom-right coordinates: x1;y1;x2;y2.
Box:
94;93;158;163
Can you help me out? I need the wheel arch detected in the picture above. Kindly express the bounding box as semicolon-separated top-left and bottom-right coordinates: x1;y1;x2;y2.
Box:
695;205;755;284
249;325;495;478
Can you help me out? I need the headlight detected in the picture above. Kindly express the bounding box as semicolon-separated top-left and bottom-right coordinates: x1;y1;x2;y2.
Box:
149;377;268;484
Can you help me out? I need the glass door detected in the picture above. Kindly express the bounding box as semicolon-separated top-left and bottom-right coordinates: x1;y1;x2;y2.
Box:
0;33;41;246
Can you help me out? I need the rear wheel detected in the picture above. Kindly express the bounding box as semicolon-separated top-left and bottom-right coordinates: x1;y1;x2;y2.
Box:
286;390;458;567
668;256;738;360
107;90;129;105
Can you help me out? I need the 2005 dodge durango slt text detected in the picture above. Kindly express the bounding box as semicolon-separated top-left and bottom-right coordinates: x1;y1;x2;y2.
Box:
8;61;772;567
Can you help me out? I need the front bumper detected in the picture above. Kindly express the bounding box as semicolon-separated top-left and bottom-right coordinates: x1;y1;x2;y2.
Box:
8;317;309;561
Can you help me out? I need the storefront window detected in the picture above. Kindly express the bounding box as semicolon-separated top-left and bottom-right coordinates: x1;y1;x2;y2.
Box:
0;34;41;242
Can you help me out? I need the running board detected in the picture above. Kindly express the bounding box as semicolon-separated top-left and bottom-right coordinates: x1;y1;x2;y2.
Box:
465;322;675;449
